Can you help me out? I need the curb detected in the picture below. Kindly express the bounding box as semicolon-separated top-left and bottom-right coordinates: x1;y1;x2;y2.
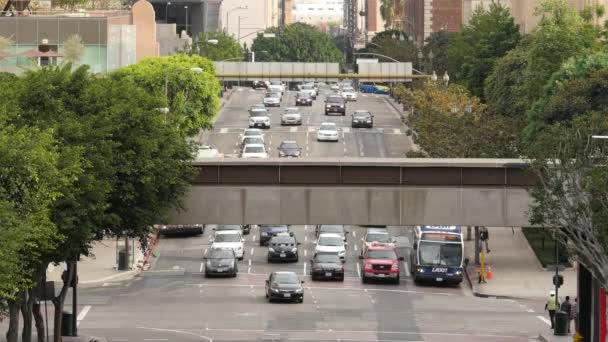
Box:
383;97;405;121
538;334;550;342
464;266;523;300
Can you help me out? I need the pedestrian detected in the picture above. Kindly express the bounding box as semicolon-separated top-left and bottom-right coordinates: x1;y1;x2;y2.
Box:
561;296;572;333
571;297;579;333
479;226;490;253
545;290;558;329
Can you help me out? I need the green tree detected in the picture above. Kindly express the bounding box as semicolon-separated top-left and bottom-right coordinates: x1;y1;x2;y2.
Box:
112;54;221;136
527;111;608;288
448;1;520;99
484;45;529;118
62;34;85;63
359;30;418;63
421;31;456;76
395;81;521;158
193;31;242;61
252;23;343;63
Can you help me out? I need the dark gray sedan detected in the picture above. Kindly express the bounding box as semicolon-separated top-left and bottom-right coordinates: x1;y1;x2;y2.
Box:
277;140;302;158
310;253;344;281
204;248;237;278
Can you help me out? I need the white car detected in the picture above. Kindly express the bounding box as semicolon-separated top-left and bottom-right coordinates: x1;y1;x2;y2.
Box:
194;145;223;160
300;84;317;99
240;129;264;144
330;84;340;91
263;92;281;107
341;86;357;101
211;230;245;260
249;105;269;116
317;122;339;142
361;229;395;255
241;143;268;158
249;111;271;128
281;107;303;126
268;81;285;95
315;233;346;261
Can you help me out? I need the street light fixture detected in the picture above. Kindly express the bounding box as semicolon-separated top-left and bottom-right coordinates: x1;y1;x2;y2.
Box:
442;71;450;86
184;5;189;35
226;5;248;35
431;71;438;82
165;2;171;23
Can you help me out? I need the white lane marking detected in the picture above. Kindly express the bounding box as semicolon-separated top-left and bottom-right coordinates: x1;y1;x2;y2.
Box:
537;315;551;326
403;261;410;276
204;248;208;256
220;128;228;134
308;127;316;133
252;235;256;242
303;262;307;275
248;259;252;266
248;266;251;274
356;262;361;278
354;244;358;251
393;128;402;135
250;247;254;256
304;225;308;231
305;236;308;242
343;127;350;133
237;88;244;92
199;262;204;273
136;327;212;342
526;308;535;313
144;339;168;341
304;249;307;257
352;231;356;238
76;305;92;323
290;126;297;132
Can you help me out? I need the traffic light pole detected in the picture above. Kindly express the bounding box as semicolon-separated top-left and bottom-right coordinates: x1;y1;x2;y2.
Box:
554;229;559;310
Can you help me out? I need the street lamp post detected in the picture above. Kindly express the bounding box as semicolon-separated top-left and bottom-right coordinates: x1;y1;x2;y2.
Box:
442;71;450;87
165;2;171;23
226;5;248;36
184;5;189;35
238;15;247;42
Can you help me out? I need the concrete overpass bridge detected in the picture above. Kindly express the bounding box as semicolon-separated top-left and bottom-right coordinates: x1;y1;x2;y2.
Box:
170;158;535;226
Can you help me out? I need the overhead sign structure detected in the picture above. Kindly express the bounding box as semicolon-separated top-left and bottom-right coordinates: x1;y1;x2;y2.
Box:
214;62;341;82
356;58;379;64
358;62;413;82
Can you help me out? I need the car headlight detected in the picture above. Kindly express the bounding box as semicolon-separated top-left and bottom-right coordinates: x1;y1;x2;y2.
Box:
294;288;303;293
278;151;286;156
338;251;346;256
366;120;372;123
340;105;344;108
455;271;462;275
291;248;298;253
326;105;331;108
268;247;275;252
417;268;425;273
271;288;280;293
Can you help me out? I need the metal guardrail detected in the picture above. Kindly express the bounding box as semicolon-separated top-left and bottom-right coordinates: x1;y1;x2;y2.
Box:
215;73;430;79
191;158;536;187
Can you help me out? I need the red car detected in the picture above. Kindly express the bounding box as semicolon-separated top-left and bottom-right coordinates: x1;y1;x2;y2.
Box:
359;245;403;284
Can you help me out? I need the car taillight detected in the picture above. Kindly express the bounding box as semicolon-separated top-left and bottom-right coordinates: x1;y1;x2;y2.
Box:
391;263;399;270
364;263;372;270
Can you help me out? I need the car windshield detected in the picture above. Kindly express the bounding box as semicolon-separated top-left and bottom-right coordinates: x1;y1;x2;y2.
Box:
366;250;397;259
302;85;314;90
266;93;280;98
250;111;268;117
217;225;241;230
244;131;262;137
343;87;354;91
419;241;462;267
320;124;336;131
285;109;300;114
327;97;343;103
366;233;391;243
298;92;310;98
320;225;343;234
270;237;295;245
244;137;264;145
318;236;343;246
314;253;340;263
244;146;265;153
214;234;241;242
354;112;371;118
207;249;234;259
280;142;299;149
274;273;299;284
261;225;289;233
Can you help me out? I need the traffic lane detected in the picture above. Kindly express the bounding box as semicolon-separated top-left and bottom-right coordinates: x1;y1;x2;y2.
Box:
215;88;266;128
353;130;387;158
266;130;308;157
384;131;413;157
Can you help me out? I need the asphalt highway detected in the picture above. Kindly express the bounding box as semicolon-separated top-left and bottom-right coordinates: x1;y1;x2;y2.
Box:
72;225;549;342
196;86;415;158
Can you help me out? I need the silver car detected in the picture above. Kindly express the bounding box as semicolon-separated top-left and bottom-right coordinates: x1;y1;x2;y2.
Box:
281;108;303;126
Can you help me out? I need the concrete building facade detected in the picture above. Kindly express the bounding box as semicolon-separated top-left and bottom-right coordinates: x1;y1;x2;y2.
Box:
404;0;462;45
293;0;343;27
219;0;278;49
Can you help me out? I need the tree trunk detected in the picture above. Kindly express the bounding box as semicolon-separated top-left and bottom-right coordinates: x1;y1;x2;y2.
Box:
21;289;33;342
33;300;45;342
6;299;20;342
52;260;75;342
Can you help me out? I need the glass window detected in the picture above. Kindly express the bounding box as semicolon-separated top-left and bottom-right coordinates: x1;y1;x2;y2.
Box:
314;253;340;263
214;233;241;242
274;273;300;284
365;233;390;243
208;249;234;258
318;236;343;246
418;242;462;266
244;146;265;153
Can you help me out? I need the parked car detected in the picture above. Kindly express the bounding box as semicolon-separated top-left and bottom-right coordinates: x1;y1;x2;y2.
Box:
277;140;302;158
241;144;268;158
204;248;238;278
159;224;204;237
317;122;339;142
281;108;302;126
265;271;304;303
351;110;374;128
310;252;344;281
295;91;313;106
267;233;300;262
324;95;346;115
359;245;404;284
210;230;245;260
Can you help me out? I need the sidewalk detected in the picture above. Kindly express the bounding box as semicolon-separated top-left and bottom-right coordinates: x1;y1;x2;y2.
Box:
464;227;577;300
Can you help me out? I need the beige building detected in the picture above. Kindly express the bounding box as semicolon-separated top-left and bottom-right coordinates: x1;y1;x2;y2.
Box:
219;0;278;48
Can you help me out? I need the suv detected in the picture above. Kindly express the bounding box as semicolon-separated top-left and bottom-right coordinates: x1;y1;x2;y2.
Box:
325;95;346;115
359;245;404;284
295;91;313;106
249;110;271;129
211;230;245;260
259;225;290;246
267;233;300;262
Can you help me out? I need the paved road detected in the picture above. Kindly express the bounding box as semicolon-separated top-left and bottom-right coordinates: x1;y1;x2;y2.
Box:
195;86;415;158
69;226;548;342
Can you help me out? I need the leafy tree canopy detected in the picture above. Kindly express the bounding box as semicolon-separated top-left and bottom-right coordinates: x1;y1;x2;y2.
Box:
359;30;418;63
193;31;242;61
448;1;520;99
422;31;456;76
252;23;343;63
112;54;221;136
484;45;529;118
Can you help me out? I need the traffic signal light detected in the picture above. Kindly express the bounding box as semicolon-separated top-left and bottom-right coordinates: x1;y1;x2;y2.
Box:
553;274;564;287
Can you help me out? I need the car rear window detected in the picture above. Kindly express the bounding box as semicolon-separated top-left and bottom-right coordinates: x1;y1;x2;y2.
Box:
244;146;265;153
327;97;343;103
270;237;295;245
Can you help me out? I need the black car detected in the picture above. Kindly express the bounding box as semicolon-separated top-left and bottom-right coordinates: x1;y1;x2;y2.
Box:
252;80;268;89
351;110;374;128
267;233;300;262
259;225;290;246
265;271;304;303
315;225;348;242
310;252;344;281
159;224;204;237
325;95;346;115
295;91;313;106
277;140;302;158
204;248;238;277
242;224;252;235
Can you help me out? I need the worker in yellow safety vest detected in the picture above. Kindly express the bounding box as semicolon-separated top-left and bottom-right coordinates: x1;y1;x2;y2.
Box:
544;290;559;329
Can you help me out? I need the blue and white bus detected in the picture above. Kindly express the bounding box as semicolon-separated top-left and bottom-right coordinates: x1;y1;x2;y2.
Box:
410;226;464;285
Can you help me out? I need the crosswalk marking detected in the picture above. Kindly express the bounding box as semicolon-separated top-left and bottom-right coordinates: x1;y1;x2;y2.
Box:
393;128;402;135
290;126;298;132
220;128;228;134
308;127;316;133
342;127;351;133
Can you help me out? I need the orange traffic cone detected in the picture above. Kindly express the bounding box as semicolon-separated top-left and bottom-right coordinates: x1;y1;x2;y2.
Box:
486;265;493;280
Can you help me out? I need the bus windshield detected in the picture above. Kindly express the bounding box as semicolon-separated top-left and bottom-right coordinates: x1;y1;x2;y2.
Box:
418;241;462;267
